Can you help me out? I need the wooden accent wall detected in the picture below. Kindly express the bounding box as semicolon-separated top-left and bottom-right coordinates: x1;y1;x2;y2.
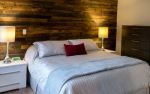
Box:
0;0;117;59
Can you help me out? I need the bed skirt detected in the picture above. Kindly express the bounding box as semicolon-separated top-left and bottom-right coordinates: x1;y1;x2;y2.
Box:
27;69;36;93
28;69;44;94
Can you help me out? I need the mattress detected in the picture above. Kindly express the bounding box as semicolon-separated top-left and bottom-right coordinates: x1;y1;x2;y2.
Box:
26;49;150;94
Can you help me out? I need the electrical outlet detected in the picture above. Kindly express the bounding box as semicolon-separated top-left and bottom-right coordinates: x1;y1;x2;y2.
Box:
23;29;26;35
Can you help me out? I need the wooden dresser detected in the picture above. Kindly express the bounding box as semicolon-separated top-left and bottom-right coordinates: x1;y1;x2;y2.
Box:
122;25;150;65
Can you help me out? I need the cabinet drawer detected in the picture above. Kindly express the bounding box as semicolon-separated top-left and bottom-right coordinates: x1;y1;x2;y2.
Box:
122;33;149;41
0;71;21;87
122;46;149;61
123;26;150;34
0;83;20;93
122;39;149;51
0;65;23;74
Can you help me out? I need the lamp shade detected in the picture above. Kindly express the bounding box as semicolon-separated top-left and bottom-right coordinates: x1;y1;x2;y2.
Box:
0;26;15;42
98;27;108;38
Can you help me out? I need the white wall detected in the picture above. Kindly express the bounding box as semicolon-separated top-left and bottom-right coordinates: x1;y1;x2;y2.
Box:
116;0;150;55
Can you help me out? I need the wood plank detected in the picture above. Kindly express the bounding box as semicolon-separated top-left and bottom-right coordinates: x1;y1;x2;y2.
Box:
21;45;31;49
0;0;117;59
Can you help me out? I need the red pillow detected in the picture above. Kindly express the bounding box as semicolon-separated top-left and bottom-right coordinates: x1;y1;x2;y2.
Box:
64;43;87;56
64;45;77;56
76;43;87;55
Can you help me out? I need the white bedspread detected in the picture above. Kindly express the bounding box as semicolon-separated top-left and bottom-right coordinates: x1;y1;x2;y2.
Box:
27;50;150;94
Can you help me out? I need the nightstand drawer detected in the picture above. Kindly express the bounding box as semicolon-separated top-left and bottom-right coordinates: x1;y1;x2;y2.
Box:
0;83;20;93
0;71;21;87
0;65;23;75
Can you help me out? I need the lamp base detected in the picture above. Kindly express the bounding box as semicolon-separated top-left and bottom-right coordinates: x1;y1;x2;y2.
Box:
4;58;12;64
101;38;105;51
101;48;105;51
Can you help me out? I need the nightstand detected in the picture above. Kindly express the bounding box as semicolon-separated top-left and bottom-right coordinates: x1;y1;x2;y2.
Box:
0;60;27;93
104;49;116;54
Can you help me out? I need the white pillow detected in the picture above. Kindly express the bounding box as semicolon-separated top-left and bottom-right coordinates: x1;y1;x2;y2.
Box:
68;39;100;51
24;45;39;64
33;40;69;58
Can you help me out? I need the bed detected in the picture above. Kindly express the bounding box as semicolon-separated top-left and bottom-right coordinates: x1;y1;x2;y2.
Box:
24;40;150;94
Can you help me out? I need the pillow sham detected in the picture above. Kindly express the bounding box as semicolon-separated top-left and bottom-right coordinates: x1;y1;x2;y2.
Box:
64;43;87;56
64;45;77;56
24;45;39;64
76;43;87;55
34;40;69;58
68;39;100;51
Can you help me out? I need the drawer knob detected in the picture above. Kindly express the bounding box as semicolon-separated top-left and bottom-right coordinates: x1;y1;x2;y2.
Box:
131;48;139;51
131;34;139;36
131;40;140;42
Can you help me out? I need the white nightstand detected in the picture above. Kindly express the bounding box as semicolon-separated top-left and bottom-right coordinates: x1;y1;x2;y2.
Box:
104;49;116;54
0;60;27;93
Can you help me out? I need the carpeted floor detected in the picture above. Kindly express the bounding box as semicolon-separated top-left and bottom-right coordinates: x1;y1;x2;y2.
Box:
1;85;34;94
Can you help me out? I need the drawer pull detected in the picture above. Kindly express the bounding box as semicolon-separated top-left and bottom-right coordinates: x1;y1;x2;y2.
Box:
131;48;139;51
0;71;20;75
131;40;140;42
0;83;19;88
131;34;139;36
132;28;140;29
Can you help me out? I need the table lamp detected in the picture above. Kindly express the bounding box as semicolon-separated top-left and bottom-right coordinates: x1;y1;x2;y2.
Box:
98;27;108;51
0;26;15;64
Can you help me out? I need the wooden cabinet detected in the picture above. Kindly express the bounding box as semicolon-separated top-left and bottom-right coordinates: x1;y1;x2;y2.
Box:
122;25;150;65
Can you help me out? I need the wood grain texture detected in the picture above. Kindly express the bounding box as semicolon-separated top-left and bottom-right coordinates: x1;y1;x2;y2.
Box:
0;0;117;59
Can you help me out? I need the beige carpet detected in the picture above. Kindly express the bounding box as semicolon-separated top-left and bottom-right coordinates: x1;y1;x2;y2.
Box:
1;85;34;94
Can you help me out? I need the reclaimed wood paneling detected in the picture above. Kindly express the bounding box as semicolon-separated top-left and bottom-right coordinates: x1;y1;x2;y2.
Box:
0;0;117;59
